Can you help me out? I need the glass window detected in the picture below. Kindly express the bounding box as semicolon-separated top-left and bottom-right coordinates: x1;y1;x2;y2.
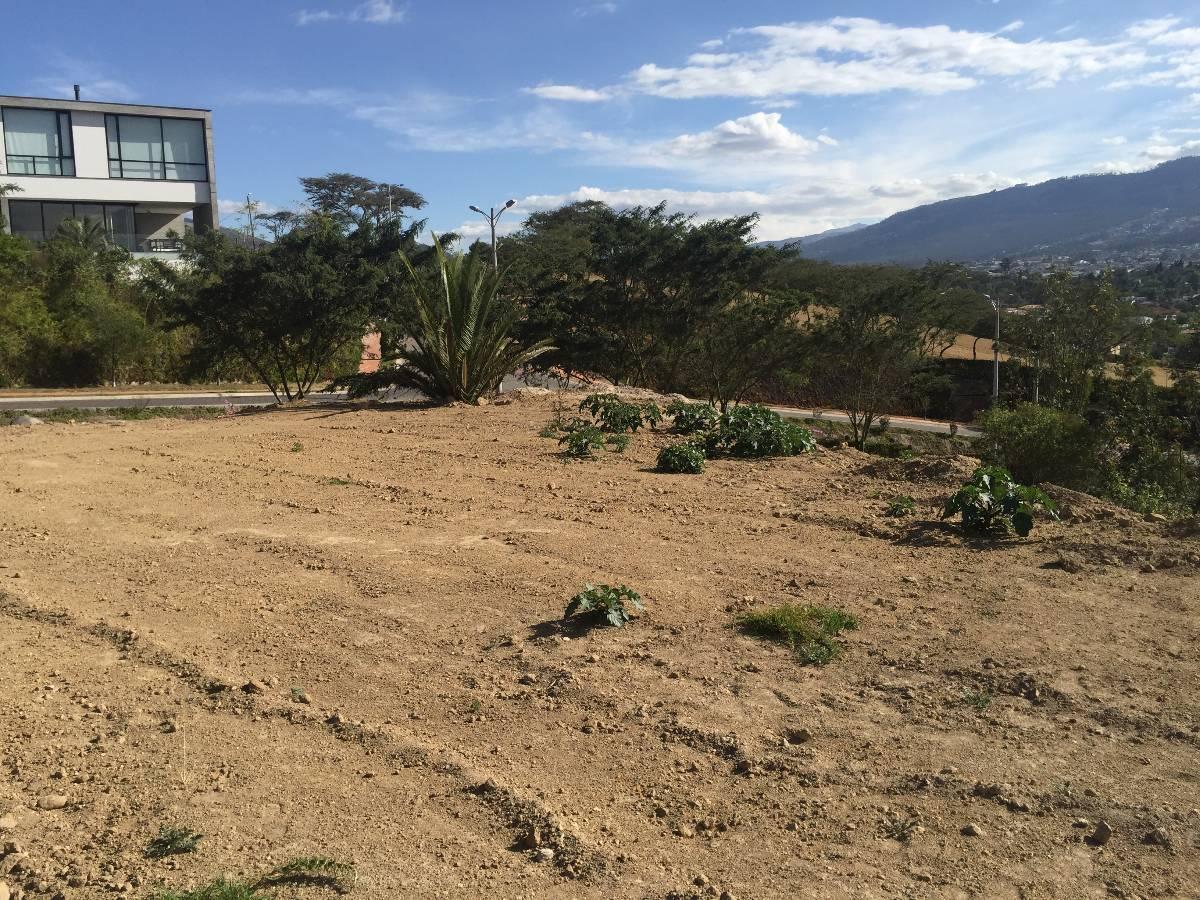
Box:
105;114;206;181
105;205;136;251
41;202;75;237
6;200;45;242
2;200;136;249
2;107;75;176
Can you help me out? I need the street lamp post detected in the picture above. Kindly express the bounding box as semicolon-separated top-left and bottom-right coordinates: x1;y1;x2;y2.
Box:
468;199;516;270
984;293;1001;403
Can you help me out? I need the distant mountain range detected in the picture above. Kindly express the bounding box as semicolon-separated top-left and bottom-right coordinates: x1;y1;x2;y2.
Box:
775;156;1200;265
759;223;869;249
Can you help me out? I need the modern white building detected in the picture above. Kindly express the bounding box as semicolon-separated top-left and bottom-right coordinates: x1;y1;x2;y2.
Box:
0;91;217;258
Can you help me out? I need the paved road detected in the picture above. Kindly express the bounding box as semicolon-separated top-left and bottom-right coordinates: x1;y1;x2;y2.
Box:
1;385;979;438
770;405;980;438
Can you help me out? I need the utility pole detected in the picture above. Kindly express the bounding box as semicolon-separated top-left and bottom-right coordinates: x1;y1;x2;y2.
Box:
468;199;516;270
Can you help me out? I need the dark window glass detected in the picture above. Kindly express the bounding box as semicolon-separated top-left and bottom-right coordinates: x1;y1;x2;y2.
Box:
7;200;45;242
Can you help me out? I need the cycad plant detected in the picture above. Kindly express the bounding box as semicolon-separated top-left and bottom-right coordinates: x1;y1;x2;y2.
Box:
344;238;552;404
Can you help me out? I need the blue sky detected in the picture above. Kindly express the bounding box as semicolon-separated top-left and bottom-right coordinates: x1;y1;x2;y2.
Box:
4;1;1200;240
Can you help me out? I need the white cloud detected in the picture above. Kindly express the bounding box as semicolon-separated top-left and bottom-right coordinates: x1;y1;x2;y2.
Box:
1101;135;1128;145
524;84;613;102
534;16;1150;102
1126;17;1181;41
297;0;405;26
998;20;1024;35
657;112;820;157
507;170;1024;241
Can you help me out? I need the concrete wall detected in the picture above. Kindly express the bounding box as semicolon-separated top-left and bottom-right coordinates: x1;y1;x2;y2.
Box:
70;110;109;178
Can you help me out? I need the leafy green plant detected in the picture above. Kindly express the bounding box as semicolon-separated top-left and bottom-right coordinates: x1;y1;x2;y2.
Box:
558;420;606;459
941;465;1058;537
885;495;917;517
665;400;719;435
290;441;303;453
578;393;651;433
962;690;992;710
705;404;816;458
606;433;631;453
738;604;858;665
151;878;267;900
146;825;203;859
565;584;645;628
657;442;706;474
640;401;663;430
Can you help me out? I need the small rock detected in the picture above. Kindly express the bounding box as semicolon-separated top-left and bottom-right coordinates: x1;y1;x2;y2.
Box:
0;881;9;900
1142;827;1170;847
1072;818;1091;829
533;847;555;863
516;827;540;850
0;815;15;830
518;674;538;686
242;680;269;694
11;415;43;427
1090;821;1114;846
36;796;69;811
961;823;983;837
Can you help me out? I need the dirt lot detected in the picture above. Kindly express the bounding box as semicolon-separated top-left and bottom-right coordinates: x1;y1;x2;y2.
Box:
1;393;1198;900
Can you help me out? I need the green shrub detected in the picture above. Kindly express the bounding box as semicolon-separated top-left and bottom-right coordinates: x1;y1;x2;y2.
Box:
738;604;858;665
665;400;719;435
565;584;644;627
977;403;1091;487
558;421;606;458
579;393;653;433
705;404;816;458
606;434;631;453
941;465;1058;537
657;442;706;474
864;436;913;459
885;495;917;517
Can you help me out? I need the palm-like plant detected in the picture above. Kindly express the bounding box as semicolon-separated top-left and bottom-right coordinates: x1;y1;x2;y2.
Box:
54;216;112;251
346;238;552;404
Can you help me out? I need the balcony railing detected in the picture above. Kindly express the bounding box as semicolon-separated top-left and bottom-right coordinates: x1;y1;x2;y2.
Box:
143;237;185;253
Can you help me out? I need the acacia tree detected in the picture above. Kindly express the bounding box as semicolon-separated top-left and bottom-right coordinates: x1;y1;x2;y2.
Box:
808;265;963;448
167;216;401;401
299;173;426;231
503;202;800;395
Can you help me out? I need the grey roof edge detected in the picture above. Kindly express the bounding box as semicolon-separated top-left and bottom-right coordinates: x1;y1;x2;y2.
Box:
0;95;212;115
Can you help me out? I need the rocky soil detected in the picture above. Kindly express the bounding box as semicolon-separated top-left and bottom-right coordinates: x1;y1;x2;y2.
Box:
0;394;1197;899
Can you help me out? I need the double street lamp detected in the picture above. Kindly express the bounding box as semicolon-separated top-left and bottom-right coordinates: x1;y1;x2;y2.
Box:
469;199;516;270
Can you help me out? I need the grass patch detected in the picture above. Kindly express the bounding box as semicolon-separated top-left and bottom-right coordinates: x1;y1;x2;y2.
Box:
1;406;225;426
324;476;353;486
738;603;858;665
146;825;203;859
290;441;304;453
885;495;917;517
150;857;355;900
962;690;992;710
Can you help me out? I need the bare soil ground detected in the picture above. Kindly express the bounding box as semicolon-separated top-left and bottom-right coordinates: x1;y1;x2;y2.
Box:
1;394;1198;900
